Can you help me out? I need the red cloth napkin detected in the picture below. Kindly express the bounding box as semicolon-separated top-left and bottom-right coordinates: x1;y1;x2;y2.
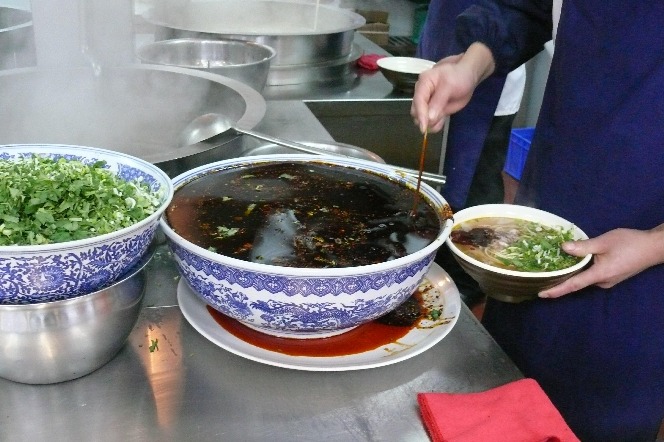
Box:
418;379;580;442
356;54;386;71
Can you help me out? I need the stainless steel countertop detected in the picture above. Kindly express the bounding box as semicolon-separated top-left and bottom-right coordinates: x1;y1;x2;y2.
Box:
0;100;520;442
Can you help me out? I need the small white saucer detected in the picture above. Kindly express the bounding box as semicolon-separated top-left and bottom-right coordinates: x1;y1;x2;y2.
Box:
177;263;461;371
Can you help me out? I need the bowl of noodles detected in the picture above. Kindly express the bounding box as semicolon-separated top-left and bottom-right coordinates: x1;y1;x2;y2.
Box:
446;204;592;303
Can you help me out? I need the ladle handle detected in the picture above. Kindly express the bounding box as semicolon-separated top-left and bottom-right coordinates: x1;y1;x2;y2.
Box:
235;127;447;186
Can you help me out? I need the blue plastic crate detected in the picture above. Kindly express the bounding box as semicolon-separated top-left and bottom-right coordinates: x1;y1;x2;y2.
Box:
503;127;534;180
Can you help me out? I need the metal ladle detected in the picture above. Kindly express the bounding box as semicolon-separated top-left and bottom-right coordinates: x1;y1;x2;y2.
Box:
179;113;447;185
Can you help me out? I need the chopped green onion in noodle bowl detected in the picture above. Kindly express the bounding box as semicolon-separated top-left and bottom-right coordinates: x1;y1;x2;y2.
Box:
485;220;582;272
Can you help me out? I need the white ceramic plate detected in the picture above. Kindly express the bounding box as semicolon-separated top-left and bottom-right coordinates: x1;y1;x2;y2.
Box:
177;263;461;371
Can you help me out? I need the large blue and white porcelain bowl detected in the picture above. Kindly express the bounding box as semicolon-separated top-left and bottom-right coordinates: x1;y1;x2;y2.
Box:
0;144;173;304
160;154;453;338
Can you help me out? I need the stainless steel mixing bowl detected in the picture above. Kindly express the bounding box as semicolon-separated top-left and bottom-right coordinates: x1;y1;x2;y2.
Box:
136;38;276;92
0;248;154;384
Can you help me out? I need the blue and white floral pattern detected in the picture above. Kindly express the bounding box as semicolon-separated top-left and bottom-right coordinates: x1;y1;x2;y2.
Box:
172;242;434;296
0;144;174;305
1;220;157;305
171;242;435;333
117;163;162;191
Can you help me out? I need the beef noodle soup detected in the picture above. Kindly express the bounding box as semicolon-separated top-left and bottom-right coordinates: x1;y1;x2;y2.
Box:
450;216;582;272
166;161;449;268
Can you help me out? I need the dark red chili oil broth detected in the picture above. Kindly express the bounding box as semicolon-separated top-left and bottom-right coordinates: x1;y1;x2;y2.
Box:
206;288;433;357
166;161;451;268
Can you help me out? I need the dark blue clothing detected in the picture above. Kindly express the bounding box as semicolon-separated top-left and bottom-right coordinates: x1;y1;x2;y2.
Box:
456;1;664;440
417;0;510;210
418;0;522;308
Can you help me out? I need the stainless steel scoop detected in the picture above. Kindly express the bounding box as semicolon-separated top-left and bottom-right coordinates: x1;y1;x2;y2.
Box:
179;113;447;185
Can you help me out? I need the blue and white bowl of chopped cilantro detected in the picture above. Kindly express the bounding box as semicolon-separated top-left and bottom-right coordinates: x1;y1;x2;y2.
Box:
0;144;173;304
447;204;592;303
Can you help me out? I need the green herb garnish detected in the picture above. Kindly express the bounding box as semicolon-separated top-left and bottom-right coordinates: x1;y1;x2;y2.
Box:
0;155;162;246
149;339;159;352
492;221;581;272
215;226;239;239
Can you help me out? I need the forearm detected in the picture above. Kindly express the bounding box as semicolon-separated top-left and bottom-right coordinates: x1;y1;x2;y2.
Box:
646;223;664;267
457;42;496;86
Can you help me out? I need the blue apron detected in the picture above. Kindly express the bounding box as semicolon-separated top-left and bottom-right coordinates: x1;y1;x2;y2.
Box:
477;1;664;440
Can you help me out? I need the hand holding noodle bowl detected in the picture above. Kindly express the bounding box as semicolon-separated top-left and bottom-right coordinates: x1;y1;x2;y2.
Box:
445;204;592;303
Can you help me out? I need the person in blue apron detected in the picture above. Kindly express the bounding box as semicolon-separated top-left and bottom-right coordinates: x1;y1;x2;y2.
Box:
417;0;526;210
411;1;664;440
416;0;527;308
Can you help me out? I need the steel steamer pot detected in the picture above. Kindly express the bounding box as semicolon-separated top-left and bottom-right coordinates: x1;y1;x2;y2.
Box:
142;0;366;85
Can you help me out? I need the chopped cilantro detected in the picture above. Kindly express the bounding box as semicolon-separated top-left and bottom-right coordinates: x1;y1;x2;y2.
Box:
0;155;162;246
215;226;239;239
149;338;159;352
493;221;581;272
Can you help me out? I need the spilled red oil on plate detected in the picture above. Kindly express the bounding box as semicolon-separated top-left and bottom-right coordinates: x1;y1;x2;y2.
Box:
177;263;461;371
